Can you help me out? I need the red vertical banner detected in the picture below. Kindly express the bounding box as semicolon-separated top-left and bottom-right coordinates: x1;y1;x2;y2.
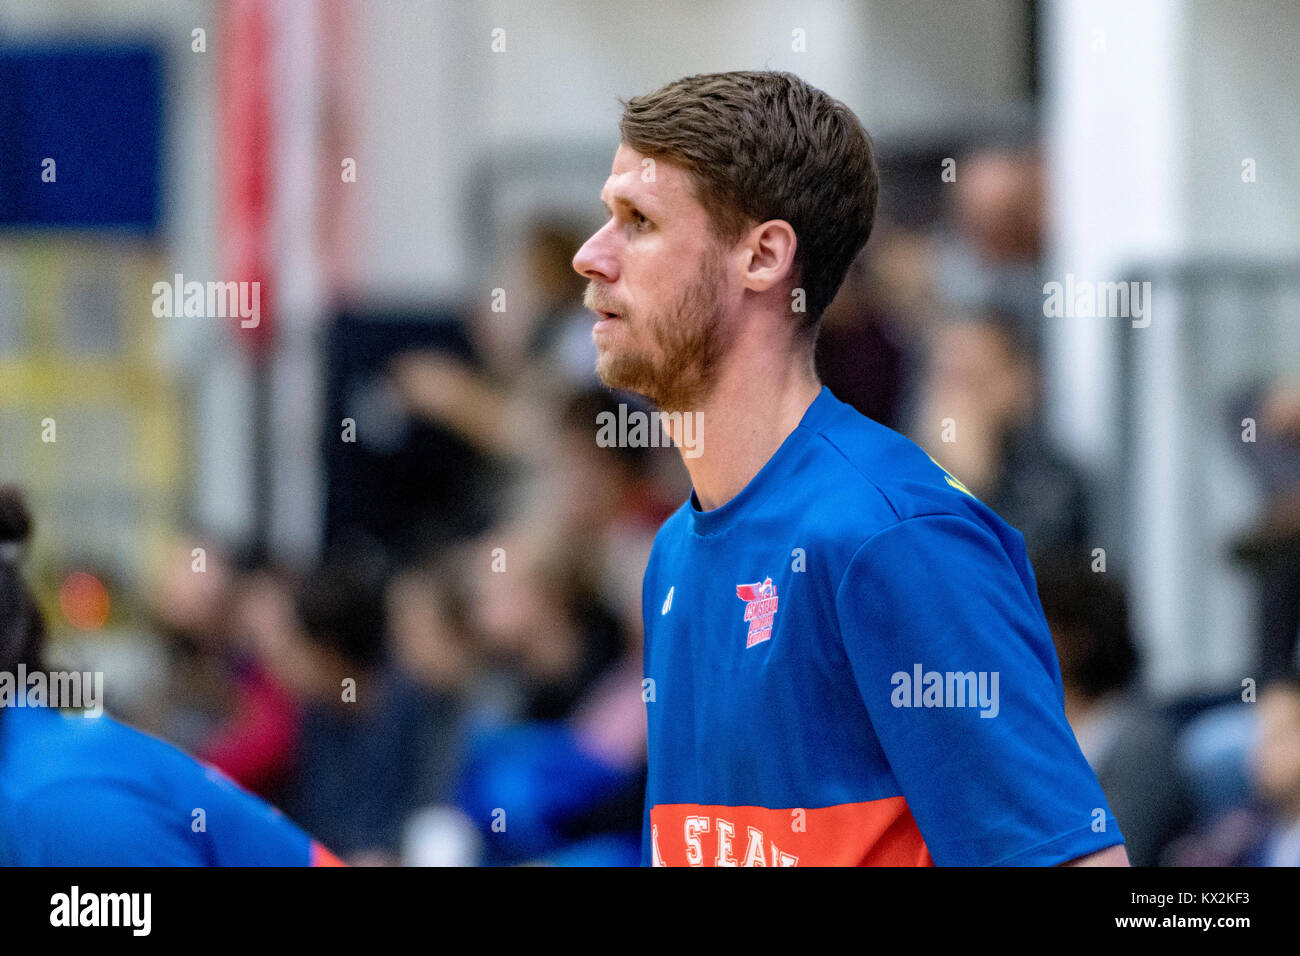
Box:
219;0;275;356
319;0;358;298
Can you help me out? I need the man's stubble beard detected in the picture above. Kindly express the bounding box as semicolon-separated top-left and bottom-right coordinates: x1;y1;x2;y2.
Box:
592;250;727;413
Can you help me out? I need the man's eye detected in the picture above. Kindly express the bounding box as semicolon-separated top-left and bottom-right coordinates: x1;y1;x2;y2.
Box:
631;211;651;231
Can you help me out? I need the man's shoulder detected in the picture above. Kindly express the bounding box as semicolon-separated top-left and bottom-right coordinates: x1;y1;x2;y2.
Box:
3;705;234;816
799;389;988;532
642;389;1015;566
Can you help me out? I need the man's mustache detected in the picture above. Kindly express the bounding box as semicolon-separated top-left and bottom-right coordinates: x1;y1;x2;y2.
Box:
584;283;627;316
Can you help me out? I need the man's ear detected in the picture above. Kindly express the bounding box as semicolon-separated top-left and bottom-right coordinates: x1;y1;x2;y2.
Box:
740;220;798;294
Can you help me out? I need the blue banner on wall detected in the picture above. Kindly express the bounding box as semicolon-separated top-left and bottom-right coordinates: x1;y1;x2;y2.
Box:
0;43;162;232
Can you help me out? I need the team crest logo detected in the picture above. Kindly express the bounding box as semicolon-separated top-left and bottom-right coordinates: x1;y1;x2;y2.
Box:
736;577;779;648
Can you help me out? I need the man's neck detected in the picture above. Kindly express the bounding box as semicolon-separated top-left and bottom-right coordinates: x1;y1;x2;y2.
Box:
667;341;821;512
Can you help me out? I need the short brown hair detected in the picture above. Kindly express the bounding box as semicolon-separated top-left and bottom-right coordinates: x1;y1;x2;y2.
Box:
619;70;878;337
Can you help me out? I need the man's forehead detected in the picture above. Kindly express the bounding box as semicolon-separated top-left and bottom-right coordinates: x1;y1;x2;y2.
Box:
599;144;690;207
611;142;655;175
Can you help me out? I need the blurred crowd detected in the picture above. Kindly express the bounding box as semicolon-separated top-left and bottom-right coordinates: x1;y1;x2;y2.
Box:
65;142;1300;866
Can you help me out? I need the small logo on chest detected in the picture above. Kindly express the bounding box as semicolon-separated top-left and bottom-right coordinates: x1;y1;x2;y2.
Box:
735;577;779;648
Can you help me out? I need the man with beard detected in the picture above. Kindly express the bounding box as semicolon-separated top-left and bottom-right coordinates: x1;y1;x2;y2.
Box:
573;71;1128;867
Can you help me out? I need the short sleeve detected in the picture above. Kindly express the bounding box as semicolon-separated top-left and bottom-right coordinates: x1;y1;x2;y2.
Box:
17;780;208;866
834;513;1125;866
192;764;316;866
18;764;316;866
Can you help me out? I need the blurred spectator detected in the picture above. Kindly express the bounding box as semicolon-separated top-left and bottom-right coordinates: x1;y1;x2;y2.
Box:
322;307;506;563
1173;376;1300;835
139;542;298;802
1034;548;1193;866
520;219;602;388
203;562;302;804
464;526;625;724
911;315;1092;557
387;216;599;466
933;145;1047;350
515;387;676;631
137;542;238;748
1170;680;1300;866
1250;679;1300;865
443;508;647;865
1229;377;1300;683
383;556;480;810
277;546;456;863
816;242;910;430
1176;700;1258;827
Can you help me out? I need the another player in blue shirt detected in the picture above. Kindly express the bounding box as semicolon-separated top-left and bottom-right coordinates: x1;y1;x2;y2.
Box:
571;70;1129;866
0;487;343;866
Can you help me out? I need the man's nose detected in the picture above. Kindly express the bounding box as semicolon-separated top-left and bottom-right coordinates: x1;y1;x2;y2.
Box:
572;226;617;284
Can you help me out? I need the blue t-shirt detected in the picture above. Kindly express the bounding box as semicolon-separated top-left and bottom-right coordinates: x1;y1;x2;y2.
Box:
640;386;1124;866
0;702;340;866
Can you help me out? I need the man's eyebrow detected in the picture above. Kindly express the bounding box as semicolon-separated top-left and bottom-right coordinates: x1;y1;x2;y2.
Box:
601;192;657;215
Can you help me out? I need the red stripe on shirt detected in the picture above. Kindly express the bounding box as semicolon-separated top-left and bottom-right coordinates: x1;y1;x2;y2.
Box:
649;797;933;866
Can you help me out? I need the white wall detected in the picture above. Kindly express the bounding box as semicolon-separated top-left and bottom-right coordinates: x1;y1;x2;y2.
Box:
1044;0;1300;696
